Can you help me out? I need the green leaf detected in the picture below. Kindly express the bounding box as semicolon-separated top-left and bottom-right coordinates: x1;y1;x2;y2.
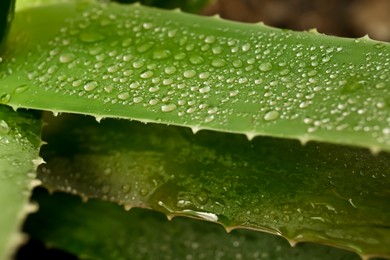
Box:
25;188;363;260
38;113;390;258
0;2;389;151
0;106;42;260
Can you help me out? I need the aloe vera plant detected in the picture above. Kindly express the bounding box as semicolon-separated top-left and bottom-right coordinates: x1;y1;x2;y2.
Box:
0;0;389;259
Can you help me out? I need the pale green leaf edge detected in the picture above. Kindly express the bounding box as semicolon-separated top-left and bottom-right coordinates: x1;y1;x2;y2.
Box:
24;188;365;260
0;106;42;260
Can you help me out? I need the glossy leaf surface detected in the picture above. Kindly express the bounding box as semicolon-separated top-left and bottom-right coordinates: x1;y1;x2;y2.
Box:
38;114;390;258
0;2;389;151
0;106;41;260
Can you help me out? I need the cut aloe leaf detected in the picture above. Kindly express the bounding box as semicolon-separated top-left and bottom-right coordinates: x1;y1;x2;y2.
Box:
38;113;390;258
24;188;364;260
0;106;42;260
0;2;388;151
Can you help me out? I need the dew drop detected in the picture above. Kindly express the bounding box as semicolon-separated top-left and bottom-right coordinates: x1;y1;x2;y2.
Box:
189;55;205;65
107;65;119;73
174;52;186;60
233;59;243;68
264;110;279;121
123;54;133;62
204;35;216;43
79;31;104;43
161;103;177;112
299;101;310;108
122;70;133;76
375;82;385;89
104;85;113;93
242;43;251;52
149;98;158;105
59;53;75;63
207;107;218;114
247;58;255;64
149;86;159;93
130;82;139;89
212;46;222;55
133;97;143;103
118;92;130;100
229;90;239;96
14;85;29;94
205;115;215;122
163;79;173;85
183;70;196;78
121;38;133;47
152;49;171;60
199;86;210;93
211;59;226;67
259;62;272;72
133;60;144;68
140;71;153;79
254;79;263;85
186;107;196;114
322;56;331;63
164;66;177;75
83;80;98;91
238;78;248;84
1;93;11;104
199;72;210;79
137;42;154;53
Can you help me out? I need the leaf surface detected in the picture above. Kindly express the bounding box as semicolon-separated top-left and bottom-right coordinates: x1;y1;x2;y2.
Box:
25;188;364;260
0;106;41;260
0;2;389;151
38;114;390;258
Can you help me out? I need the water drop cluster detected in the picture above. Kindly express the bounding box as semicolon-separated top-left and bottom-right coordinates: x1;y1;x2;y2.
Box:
1;3;388;149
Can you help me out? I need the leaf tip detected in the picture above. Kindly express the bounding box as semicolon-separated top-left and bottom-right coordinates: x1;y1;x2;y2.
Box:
369;145;381;155
95;116;104;123
80;194;89;203
123;204;132;211
32;157;45;167
52;111;60;117
287;238;298;247
298;136;310;146
29;179;42;189
245;131;256;141
191;126;202;134
224;226;235;233
24;202;39;215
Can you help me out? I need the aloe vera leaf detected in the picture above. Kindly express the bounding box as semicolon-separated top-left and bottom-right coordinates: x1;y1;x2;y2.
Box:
38;113;390;258
0;2;388;151
24;188;363;260
0;106;42;260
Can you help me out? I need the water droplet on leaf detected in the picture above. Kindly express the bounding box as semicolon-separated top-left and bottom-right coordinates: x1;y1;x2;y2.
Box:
264;110;279;121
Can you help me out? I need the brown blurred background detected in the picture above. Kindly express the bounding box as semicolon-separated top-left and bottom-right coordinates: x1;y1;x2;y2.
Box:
203;0;390;41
